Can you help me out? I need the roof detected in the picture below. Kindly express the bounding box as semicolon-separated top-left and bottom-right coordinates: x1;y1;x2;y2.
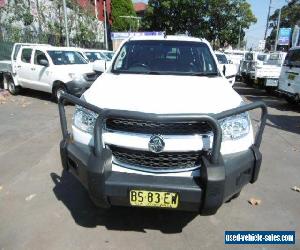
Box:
134;2;147;12
129;35;206;43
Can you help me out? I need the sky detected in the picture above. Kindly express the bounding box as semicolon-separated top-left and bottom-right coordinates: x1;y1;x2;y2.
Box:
246;0;288;48
133;0;288;48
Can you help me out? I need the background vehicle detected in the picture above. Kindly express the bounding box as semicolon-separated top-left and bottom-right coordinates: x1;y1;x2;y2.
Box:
75;48;114;62
1;44;97;99
240;51;269;84
58;36;267;215
224;49;246;74
215;51;238;86
278;47;300;104
0;43;49;90
254;52;287;91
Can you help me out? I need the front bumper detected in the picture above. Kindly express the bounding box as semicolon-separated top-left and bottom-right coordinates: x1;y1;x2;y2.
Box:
58;94;267;215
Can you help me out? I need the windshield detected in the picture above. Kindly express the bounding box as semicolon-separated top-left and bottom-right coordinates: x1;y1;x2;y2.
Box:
47;50;88;65
245;53;254;61
85;51;106;62
264;53;284;66
257;54;268;61
113;40;218;76
216;54;228;64
102;51;114;60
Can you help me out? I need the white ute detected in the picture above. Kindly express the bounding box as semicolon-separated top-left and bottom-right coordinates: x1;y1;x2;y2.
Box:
254;52;286;90
58;36;267;215
215;51;238;86
0;44;97;99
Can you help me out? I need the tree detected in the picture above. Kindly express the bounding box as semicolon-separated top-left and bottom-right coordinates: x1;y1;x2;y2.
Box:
111;0;136;32
142;0;257;48
266;0;300;50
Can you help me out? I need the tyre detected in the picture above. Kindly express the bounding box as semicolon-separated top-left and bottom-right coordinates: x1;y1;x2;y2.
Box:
225;191;241;203
6;75;20;95
0;74;3;89
52;83;67;103
285;95;299;105
265;87;273;94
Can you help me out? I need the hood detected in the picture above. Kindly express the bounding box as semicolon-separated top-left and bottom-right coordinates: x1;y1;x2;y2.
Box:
53;64;94;74
84;74;242;114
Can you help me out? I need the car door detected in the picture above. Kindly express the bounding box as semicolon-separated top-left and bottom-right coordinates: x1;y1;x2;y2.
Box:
16;48;33;87
30;50;52;92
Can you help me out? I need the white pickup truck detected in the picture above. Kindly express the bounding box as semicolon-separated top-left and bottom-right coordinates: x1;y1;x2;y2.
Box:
240;51;269;84
254;52;287;91
0;43;98;99
58;36;267;215
215;51;238;86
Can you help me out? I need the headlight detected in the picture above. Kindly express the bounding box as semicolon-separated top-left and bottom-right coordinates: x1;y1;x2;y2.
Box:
69;73;84;82
73;105;98;134
219;112;250;141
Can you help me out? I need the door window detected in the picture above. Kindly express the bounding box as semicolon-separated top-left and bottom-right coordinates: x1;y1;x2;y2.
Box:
284;49;300;67
21;48;33;63
34;50;49;66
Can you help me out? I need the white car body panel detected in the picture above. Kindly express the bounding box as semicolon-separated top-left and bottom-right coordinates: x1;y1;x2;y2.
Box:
84;74;242;114
278;47;300;95
14;46;94;93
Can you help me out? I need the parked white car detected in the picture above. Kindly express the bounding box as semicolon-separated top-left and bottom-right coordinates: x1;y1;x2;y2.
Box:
215;51;238;86
254;52;286;90
2;44;97;99
58;36;267;215
278;47;300;104
240;51;269;83
75;48;114;62
224;49;246;74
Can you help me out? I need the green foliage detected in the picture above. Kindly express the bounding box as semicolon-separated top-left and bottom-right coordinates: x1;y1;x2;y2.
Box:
142;0;257;48
266;1;300;50
111;0;137;31
0;0;101;47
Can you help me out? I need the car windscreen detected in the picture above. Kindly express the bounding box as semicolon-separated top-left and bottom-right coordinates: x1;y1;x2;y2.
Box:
47;50;88;65
85;52;106;62
284;49;300;67
245;53;254;61
216;54;228;64
257;54;267;61
112;40;219;76
264;53;283;66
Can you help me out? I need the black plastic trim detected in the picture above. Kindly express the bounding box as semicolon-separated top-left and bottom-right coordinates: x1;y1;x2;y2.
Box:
58;93;267;214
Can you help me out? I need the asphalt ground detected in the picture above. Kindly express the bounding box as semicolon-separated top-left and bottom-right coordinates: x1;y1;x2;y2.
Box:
0;82;299;250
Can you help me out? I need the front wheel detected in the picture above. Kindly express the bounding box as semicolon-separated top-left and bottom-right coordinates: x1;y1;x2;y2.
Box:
6;75;21;95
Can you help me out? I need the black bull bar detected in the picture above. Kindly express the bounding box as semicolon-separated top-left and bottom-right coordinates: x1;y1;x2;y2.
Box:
58;93;267;214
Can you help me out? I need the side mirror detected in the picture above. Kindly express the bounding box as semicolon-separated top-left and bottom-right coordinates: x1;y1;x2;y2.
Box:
223;65;226;76
93;60;106;73
39;59;49;67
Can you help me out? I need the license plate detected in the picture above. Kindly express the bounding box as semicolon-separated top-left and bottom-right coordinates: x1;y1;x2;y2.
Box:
288;74;296;80
129;190;179;208
266;79;278;87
